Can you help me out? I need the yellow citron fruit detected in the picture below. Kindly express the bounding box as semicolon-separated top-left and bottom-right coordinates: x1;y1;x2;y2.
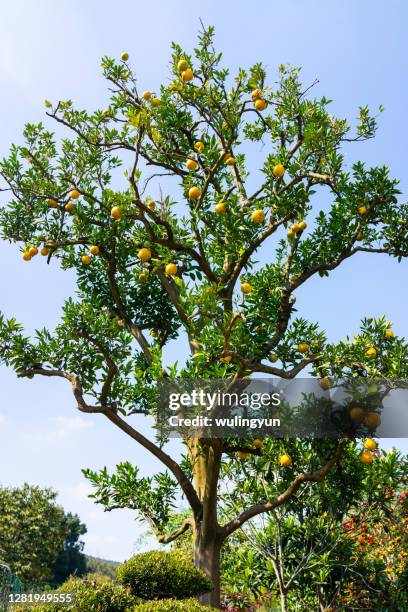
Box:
82;255;91;265
215;201;227;214
225;156;235;166
319;377;332;390
48;198;58;208
151;97;160;107
349;406;365;423
251;209;265;224
22;252;31;261
186;159;198;171
269;354;278;363
385;329;394;339
188;186;202;200
181;68;193;82
142;91;152;100
365;347;377;359
298;220;307;231
253;439;263;449
139;272;149;282
273;163;285;178
138;247;152;262
121;52;129;61
194;141;204;153
358;205;368;216
287;229;295;240
70;189;80;200
291;223;300;233
165;263;178;276
40;247;49;256
360;450;374;464
251;89;262;100
65;202;75;213
241;282;253;294
151;329;158;337
254;98;267;111
177;59;189;72
237;451;249;460
364;412;381;429
28;246;38;257
298;342;310;353
364;438;377;451
111;206;122;219
89;245;100;255
147;200;156;211
279;453;292;467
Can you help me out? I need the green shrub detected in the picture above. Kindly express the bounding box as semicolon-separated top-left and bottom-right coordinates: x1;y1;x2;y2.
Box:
133;598;212;611
13;574;137;612
116;550;212;600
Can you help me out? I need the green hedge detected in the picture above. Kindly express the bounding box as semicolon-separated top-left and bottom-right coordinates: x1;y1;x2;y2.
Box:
133;598;212;611
13;574;137;612
116;550;212;600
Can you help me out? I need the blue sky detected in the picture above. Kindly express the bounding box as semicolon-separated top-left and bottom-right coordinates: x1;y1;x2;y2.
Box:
0;0;407;561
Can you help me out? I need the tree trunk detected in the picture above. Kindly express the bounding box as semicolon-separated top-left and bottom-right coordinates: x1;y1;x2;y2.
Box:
188;437;223;608
280;589;287;612
194;528;222;608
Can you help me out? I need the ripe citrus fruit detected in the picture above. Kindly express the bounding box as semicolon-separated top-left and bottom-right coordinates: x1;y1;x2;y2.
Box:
70;189;80;200
142;91;152;100
147;200;156;211
349;407;365;422
48;199;58;208
273;164;285;178
82;255;91;265
360;450;374;464
241;283;253;294
298;342;310;353
165;263;178;276
364;438;377;451
225;156;235;166
22;252;31;261
269;354;278;363
151;98;160;107
28;246;38;257
188;186;202;200
319;377;332;390
177;59;189;72
251;89;262;100
181;68;193;82
254;98;267;111
138;248;152;262
121;52;129;61
65;203;75;213
90;245;100;255
385;329;394;339
279;453;292;466
186;159;198;171
111;206;122;219
215;201;227;214
298;220;307;230
358;205;368;216
194;141;204;153
364;412;381;430
365;347;377;359
40;247;49;256
251;209;265;224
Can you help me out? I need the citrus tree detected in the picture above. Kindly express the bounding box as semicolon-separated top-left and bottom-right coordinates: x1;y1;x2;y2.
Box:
219;445;407;610
1;26;408;608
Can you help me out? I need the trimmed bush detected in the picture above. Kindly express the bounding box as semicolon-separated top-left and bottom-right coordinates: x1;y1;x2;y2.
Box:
116;550;212;600
133;598;212;611
14;574;137;612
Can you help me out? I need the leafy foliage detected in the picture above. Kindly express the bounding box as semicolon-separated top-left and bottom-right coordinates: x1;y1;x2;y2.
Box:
0;484;85;586
116;550;212;600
